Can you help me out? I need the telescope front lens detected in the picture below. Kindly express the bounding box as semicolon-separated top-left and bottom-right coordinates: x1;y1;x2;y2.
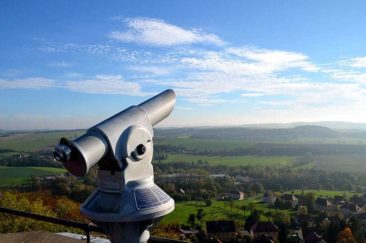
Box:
53;151;63;161
53;144;72;162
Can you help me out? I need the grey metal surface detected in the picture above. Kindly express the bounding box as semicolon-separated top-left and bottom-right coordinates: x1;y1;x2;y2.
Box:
53;89;177;243
138;89;176;126
64;133;108;177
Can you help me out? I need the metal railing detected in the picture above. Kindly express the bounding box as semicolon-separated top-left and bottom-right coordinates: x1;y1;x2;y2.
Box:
0;206;185;243
0;206;103;242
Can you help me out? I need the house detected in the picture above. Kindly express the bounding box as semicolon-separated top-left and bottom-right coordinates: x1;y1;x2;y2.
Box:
303;231;325;243
281;194;299;208
333;195;346;204
157;173;207;183
315;198;332;212
250;222;278;240
228;191;245;200
179;228;198;240
263;191;276;205
289;231;304;243
206;220;237;242
340;202;362;215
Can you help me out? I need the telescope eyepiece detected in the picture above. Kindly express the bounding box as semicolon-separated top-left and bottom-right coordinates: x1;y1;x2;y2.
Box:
53;144;71;162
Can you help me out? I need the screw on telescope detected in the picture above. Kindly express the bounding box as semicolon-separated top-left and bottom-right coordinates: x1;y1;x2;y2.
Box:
136;144;146;155
131;144;147;161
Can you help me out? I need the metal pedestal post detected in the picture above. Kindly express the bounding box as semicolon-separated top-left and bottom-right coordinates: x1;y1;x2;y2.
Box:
109;221;152;243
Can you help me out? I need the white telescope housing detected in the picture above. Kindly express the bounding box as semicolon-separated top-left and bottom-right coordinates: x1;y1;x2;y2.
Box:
53;89;176;243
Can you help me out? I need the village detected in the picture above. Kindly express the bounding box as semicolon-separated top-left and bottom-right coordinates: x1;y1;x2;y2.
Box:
172;190;366;242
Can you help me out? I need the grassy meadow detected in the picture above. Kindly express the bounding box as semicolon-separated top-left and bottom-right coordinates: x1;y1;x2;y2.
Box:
0;130;83;151
0;166;66;185
157;154;296;167
314;154;366;174
287;189;360;198
156;137;253;151
160;198;291;226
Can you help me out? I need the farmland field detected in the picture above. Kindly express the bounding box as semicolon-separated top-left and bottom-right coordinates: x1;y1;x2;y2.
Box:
314;154;366;173
159;199;291;225
0;130;83;151
156;137;253;151
157;153;296;167
0;166;66;185
2;129;366;172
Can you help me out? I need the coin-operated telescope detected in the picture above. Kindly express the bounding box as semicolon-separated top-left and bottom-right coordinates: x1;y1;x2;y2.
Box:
53;90;176;243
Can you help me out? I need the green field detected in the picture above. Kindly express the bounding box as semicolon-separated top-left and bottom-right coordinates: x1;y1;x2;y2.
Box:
156;137;253;151
0;166;66;185
158;153;296;167
0;130;83;151
3;130;366;172
288;189;360;198
160;199;291;225
0;151;18;159
292;161;315;170
314;154;366;173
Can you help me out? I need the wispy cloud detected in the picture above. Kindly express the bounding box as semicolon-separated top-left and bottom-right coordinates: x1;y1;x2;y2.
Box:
28;17;366;112
0;77;56;89
342;57;366;68
226;47;319;72
128;65;172;75
47;61;73;67
108;17;225;46
65;75;144;96
0;75;145;96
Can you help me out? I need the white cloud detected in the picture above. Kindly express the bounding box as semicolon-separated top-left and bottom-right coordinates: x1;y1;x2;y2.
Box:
47;61;73;67
0;77;56;89
129;66;171;75
241;92;266;97
65;75;144;96
180;47;318;76
227;47;319;72
31;19;366;119
344;57;366;68
0;75;145;97
108;17;225;46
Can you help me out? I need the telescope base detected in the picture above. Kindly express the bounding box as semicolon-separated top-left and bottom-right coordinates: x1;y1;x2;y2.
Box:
97;220;152;243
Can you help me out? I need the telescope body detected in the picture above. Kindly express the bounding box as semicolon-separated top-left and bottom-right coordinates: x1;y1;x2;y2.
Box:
53;89;176;241
54;89;175;177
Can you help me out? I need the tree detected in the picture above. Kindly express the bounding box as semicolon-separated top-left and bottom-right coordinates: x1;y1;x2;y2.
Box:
241;205;247;216
229;199;234;211
244;210;260;231
248;202;256;212
248;183;264;194
336;227;356;243
187;214;196;229
196;209;205;225
205;199;212;207
348;216;363;243
297;205;307;215
326;222;339;243
278;223;288;243
303;192;316;213
264;211;273;221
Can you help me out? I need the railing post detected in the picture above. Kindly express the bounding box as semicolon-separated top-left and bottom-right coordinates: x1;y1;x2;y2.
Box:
86;228;90;243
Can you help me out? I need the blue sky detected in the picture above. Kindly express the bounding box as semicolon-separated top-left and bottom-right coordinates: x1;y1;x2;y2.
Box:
1;0;366;129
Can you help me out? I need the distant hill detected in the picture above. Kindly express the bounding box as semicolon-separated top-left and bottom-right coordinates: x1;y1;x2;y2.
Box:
236;121;366;130
156;125;343;141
